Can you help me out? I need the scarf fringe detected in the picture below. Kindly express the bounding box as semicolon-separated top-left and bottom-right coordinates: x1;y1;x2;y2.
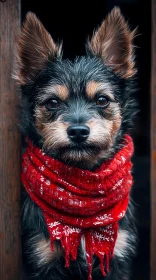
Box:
45;212;118;280
50;233;113;280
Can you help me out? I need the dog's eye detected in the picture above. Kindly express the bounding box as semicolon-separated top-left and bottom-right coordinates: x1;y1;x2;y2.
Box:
45;98;60;110
96;95;110;108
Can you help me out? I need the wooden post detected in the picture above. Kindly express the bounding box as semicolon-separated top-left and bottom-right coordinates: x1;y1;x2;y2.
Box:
151;1;156;279
0;1;21;279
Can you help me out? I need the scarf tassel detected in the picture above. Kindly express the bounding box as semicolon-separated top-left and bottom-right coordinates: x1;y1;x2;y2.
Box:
48;222;115;280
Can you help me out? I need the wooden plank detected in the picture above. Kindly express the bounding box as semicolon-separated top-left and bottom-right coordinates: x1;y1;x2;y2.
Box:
0;0;21;279
151;0;156;279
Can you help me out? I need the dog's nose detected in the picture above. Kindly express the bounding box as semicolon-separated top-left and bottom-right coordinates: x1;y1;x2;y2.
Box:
67;125;90;142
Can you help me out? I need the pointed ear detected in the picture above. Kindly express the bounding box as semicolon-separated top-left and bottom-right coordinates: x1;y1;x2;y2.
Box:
87;7;136;78
15;12;62;84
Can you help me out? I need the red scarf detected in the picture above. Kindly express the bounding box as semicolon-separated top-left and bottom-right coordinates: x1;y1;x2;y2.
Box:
22;134;134;280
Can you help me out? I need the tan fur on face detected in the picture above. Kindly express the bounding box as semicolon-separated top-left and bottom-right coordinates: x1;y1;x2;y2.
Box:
35;106;53;131
35;107;70;150
41;84;69;102
42;119;69;151
87;111;121;148
15;12;62;84
35;99;121;163
86;82;103;99
86;82;114;100
53;85;69;100
87;7;136;78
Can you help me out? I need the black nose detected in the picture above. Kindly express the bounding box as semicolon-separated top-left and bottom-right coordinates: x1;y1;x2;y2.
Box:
67;125;90;143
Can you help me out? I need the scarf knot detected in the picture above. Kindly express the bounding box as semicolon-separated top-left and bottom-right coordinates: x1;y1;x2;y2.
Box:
22;134;134;280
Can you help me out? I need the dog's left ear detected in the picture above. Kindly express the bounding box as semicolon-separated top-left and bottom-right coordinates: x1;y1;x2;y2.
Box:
15;12;62;85
87;7;136;78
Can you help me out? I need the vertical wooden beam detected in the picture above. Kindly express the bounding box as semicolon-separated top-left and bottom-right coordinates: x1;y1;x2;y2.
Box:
0;1;21;279
151;0;156;279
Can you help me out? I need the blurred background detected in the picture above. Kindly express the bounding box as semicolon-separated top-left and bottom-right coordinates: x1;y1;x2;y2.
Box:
22;1;151;279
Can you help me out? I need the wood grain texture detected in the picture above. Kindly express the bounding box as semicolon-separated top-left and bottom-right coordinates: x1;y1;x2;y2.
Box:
0;1;21;279
151;1;156;279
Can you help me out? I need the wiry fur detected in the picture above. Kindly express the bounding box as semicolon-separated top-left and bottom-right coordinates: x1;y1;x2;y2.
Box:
16;7;138;280
87;7;136;78
15;12;62;85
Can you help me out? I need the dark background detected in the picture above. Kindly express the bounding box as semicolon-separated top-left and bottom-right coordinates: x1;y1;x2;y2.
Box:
22;1;151;279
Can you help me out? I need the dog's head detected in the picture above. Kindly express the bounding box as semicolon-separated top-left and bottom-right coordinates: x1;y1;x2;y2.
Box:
15;8;136;169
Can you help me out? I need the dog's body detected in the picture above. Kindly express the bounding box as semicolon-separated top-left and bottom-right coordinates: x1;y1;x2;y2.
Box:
16;7;137;280
22;192;136;280
22;191;136;280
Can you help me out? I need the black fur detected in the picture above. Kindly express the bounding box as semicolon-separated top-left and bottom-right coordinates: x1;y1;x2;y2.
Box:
21;57;137;167
21;56;137;280
19;10;138;280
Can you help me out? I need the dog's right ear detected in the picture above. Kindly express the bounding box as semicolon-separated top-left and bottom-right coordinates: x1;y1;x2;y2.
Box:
15;12;62;85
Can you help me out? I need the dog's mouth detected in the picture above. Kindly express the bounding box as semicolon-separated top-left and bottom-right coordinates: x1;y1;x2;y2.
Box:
47;142;104;163
61;143;101;154
42;132;112;167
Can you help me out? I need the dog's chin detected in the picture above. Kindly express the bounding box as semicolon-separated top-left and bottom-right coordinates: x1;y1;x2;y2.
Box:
46;143;111;171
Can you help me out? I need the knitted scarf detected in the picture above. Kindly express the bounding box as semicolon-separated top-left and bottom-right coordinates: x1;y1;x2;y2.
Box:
22;134;134;280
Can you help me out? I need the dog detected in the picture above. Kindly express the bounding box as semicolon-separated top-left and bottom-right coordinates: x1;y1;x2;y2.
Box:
15;7;137;280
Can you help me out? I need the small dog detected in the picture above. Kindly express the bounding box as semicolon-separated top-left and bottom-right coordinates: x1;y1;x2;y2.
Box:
15;7;137;280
